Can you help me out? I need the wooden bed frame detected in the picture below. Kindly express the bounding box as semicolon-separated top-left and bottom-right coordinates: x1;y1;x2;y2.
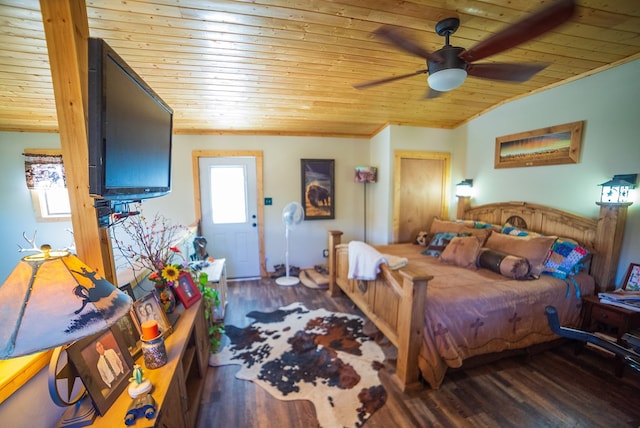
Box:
327;200;630;391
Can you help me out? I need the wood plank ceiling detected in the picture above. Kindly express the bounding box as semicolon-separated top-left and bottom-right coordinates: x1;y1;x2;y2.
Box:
1;0;639;138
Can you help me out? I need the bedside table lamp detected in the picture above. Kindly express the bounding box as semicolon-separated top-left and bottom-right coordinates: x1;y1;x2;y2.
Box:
0;244;133;422
354;166;378;242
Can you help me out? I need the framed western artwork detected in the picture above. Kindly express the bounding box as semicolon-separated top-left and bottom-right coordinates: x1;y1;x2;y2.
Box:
494;121;584;169
301;158;335;220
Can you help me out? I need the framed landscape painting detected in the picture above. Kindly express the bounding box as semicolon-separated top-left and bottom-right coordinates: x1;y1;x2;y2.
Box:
495;121;584;169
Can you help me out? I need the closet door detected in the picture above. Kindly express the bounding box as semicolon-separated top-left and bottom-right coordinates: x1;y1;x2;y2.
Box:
393;151;450;243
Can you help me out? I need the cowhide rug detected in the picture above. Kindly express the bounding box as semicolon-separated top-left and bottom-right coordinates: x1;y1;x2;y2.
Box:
209;302;387;427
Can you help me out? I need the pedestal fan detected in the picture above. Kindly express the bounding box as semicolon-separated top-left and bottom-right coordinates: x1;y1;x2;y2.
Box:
276;201;304;286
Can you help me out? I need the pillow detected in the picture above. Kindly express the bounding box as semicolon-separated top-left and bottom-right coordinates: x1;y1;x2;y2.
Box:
461;227;492;246
456;219;501;232
439;236;482;269
430;218;465;234
543;238;590;278
501;223;542;237
422;232;458;257
477;248;531;280
484;232;556;278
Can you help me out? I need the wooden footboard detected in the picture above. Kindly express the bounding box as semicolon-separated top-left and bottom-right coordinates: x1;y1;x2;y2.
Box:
327;231;433;392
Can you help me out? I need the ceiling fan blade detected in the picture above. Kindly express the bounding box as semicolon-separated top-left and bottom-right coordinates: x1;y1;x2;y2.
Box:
373;26;443;62
460;0;576;63
353;69;428;89
467;63;548;82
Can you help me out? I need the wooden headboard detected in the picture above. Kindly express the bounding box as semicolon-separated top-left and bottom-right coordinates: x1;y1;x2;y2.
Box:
457;200;630;292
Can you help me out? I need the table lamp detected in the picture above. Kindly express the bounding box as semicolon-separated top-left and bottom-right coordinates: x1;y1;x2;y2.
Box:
0;243;133;423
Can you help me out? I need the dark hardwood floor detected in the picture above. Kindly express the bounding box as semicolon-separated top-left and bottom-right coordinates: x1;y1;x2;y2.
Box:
196;278;640;427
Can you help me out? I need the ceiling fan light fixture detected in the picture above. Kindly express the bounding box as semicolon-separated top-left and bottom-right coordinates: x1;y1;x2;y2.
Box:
428;68;467;92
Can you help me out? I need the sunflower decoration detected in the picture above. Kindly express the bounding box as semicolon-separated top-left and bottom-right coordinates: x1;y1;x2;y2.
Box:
161;265;181;282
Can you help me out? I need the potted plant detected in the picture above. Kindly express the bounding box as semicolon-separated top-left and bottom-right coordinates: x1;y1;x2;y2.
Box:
197;270;225;353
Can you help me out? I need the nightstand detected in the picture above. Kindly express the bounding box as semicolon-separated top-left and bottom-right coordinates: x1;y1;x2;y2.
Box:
581;295;640;376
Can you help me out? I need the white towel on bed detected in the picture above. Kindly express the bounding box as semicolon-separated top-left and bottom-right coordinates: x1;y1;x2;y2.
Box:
348;241;387;280
382;253;408;270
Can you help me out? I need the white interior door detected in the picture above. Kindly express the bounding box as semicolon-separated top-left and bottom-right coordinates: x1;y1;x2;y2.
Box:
199;156;260;279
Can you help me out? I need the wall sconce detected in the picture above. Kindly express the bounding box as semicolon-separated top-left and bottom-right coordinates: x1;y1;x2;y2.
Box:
455;179;474;198
598;174;637;206
354;166;378;242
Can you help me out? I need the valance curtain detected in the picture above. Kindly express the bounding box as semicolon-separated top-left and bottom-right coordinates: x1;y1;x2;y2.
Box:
24;153;66;189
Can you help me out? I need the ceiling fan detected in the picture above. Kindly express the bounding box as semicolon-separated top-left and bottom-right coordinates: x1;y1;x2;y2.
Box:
354;0;576;98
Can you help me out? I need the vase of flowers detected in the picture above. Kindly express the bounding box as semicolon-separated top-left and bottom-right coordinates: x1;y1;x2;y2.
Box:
113;208;189;315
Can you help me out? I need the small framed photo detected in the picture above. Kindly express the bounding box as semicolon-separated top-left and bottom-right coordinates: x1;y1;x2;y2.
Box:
133;292;172;337
112;310;142;359
175;271;202;308
623;263;640;291
67;329;134;415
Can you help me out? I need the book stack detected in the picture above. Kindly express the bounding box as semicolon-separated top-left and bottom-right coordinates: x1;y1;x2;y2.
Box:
598;290;640;312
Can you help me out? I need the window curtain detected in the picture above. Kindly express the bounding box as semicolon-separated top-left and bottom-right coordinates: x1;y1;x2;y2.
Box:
24;153;67;189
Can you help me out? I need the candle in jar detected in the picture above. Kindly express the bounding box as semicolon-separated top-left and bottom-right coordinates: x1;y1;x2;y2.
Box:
141;320;160;340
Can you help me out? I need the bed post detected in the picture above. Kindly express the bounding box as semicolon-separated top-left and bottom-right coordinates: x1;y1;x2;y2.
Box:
456;195;471;220
593;203;631;290
327;230;343;297
393;267;432;392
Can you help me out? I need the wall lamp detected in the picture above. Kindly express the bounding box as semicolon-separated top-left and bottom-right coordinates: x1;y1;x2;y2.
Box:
598;174;637;206
455;179;474;198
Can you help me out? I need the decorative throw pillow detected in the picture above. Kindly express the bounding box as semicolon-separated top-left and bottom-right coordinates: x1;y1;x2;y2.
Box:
460;227;492;246
477;248;531;280
422;232;458;257
439;236;482;270
543;238;590;278
484;232;556;278
429;218;465;234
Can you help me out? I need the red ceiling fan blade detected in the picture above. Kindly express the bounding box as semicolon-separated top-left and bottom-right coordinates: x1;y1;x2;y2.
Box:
353;69;428;89
373;26;443;62
460;0;576;63
467;63;549;82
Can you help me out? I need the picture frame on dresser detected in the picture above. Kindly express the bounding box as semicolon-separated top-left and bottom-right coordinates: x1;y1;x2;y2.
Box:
66;328;134;415
623;263;640;291
175;271;202;308
133;291;172;337
112;310;142;359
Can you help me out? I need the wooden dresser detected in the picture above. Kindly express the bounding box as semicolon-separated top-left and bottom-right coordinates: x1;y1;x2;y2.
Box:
92;300;210;427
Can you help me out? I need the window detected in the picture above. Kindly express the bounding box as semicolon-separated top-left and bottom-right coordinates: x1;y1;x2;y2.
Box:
24;149;71;221
31;188;71;221
209;165;248;224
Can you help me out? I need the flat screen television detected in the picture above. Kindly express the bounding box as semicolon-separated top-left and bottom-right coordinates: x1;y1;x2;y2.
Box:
88;37;173;201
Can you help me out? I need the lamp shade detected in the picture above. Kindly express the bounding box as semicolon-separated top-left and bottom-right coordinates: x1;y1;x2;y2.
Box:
598;174;637;205
0;249;132;359
354;166;378;183
427;68;467;92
